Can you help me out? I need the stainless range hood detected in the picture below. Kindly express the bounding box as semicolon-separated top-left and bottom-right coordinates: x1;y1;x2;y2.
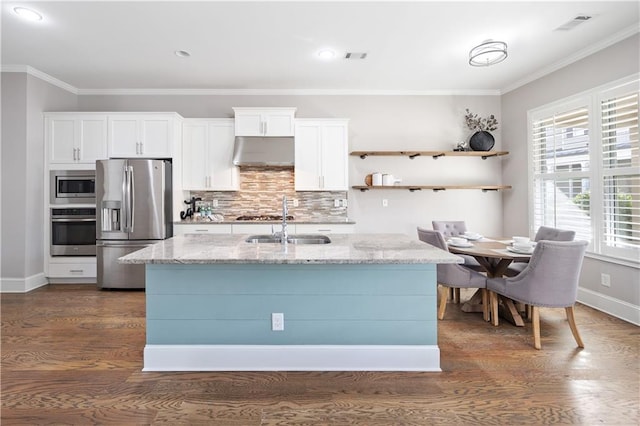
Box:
232;136;295;167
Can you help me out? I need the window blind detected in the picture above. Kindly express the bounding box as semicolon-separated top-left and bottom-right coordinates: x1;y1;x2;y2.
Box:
531;106;592;243
600;92;639;252
529;77;640;262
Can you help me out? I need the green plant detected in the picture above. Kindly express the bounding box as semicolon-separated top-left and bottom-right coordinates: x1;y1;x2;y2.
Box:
465;109;498;132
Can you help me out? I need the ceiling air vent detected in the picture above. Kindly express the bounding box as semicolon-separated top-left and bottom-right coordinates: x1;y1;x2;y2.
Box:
555;15;592;31
345;52;368;60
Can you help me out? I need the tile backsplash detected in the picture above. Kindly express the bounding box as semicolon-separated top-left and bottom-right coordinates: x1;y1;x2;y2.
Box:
189;167;348;221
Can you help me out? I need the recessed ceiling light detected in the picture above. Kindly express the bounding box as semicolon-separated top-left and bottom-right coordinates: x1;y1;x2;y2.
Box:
317;49;336;60
175;50;191;58
13;6;43;21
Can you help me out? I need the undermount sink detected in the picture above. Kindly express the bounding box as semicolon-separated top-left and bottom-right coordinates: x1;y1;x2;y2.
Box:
245;234;331;245
245;235;281;244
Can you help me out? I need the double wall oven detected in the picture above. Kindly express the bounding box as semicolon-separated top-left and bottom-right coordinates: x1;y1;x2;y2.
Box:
50;170;97;256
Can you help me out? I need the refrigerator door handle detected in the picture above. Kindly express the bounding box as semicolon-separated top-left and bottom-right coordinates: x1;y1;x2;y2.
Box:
129;165;135;233
122;166;129;231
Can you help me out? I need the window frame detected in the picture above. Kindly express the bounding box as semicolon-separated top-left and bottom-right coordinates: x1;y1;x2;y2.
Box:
527;74;639;265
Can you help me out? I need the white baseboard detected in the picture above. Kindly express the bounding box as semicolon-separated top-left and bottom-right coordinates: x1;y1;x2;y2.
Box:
0;273;48;293
578;287;640;326
143;344;441;372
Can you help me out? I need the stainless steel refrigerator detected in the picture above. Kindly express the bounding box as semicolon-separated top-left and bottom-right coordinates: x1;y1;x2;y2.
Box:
96;159;172;289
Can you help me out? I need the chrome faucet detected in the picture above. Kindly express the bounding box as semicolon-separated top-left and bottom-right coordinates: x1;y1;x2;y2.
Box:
281;195;288;244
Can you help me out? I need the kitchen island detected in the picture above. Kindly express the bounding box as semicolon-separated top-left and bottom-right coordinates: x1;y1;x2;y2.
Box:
120;233;461;372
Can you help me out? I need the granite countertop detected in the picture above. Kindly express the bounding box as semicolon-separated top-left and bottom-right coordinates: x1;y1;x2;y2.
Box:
119;233;462;265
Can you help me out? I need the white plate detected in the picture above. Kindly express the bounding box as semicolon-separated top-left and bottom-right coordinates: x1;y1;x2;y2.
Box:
507;246;533;255
463;234;483;241
448;241;474;248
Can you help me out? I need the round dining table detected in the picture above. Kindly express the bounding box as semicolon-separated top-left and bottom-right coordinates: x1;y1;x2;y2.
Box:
447;237;532;326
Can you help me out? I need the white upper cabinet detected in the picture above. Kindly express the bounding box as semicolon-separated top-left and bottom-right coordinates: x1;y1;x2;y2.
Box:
47;114;108;165
108;113;180;158
233;107;296;136
182;119;239;191
294;119;349;191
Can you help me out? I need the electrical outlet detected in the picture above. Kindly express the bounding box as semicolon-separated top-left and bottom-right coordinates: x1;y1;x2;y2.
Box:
382;199;388;207
334;199;340;207
342;198;348;207
601;273;611;287
271;313;284;331
212;199;219;208
292;199;299;207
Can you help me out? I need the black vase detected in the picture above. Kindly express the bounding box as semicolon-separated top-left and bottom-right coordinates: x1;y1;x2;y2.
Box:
469;131;495;151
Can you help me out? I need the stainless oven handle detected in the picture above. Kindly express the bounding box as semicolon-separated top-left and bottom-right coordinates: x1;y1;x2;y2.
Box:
52;218;96;222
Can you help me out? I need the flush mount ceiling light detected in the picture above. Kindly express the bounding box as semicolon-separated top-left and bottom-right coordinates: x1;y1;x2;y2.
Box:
13;6;43;21
317;49;337;60
175;50;191;58
469;40;508;67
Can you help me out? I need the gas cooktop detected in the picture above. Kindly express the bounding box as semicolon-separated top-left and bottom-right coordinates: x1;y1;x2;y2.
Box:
236;215;294;221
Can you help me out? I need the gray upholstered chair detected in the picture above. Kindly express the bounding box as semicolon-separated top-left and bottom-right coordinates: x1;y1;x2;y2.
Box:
506;226;576;277
487;240;588;350
431;220;483;274
417;227;488;321
431;220;468;238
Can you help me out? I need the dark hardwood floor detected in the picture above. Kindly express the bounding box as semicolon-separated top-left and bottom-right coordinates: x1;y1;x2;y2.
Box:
1;284;638;425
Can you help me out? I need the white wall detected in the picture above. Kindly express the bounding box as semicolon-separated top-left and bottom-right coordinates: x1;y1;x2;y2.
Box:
0;73;77;291
501;34;640;324
78;94;505;237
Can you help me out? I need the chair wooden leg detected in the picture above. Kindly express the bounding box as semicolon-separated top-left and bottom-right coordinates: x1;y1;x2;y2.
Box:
490;291;499;326
565;306;584;348
448;287;454;301
531;306;541;349
526;304;532;320
454;288;461;304
438;285;448;320
481;289;489;322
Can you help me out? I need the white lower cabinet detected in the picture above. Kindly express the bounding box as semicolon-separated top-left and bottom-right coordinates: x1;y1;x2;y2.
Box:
295;224;355;234
48;262;97;278
232;224;281;234
174;223;354;235
174;224;233;235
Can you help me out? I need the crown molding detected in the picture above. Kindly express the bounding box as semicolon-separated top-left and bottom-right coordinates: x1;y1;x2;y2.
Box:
76;88;500;96
1;65;78;94
0;65;500;96
500;24;640;95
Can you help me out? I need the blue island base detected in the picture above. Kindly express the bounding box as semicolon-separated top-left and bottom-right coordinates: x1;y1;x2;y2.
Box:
144;263;440;371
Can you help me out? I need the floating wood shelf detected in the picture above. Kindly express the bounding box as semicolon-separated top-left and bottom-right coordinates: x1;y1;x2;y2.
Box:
352;185;512;192
350;150;509;160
